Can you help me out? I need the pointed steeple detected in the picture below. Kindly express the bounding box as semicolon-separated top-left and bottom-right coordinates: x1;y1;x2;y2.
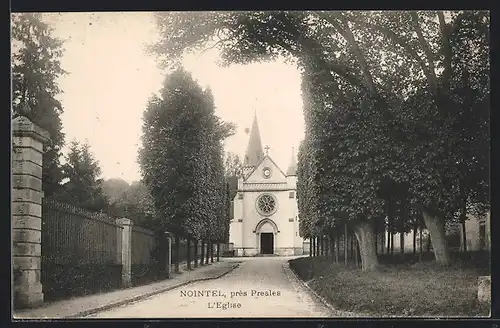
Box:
244;112;264;167
286;147;297;176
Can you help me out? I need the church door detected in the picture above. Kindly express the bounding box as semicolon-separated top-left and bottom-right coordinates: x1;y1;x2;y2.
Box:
260;233;274;254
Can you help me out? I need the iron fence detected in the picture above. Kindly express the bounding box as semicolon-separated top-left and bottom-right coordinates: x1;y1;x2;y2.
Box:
41;199;123;301
131;225;159;285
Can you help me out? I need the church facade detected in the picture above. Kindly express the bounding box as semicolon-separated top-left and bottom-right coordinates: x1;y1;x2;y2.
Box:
229;114;305;256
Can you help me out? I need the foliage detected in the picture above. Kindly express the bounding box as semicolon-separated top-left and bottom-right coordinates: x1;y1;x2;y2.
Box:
139;68;232;240
101;178;130;203
11;13;67;196
446;11;490;220
224;151;243;177
53;141;109;212
114;181;158;229
297;138;319;238
101;179;159;228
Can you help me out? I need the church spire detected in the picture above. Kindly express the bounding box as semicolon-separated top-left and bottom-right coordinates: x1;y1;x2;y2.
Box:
244;112;264;167
286;147;297;176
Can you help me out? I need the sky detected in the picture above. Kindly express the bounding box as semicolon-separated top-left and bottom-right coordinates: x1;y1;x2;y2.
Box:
39;12;305;183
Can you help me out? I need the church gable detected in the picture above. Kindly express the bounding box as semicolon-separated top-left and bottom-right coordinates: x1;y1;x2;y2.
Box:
244;156;287;184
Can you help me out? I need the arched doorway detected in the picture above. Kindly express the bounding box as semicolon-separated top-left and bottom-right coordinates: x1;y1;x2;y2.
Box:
255;219;279;255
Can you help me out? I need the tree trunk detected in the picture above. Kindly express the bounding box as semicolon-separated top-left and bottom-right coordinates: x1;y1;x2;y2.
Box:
335;230;339;263
155;232;167;279
309;238;312;257
410;12;439;94
437;11;453;90
174;235;180;273
316;236;320;256
351;234;355;260
374;222;378;255
186;237;192;270
381;232;385;255
386;218;391;254
315;236;318;256
419;226;423;262
311;237;315;257
422;211;450;265
354;239;359;268
353;220;379;271
390;218;394;255
194;240;199;268
216;242;220;261
346;234;350;260
200;240;205;266
462;221;467;252
413;225;417;258
400;229;405;257
330;234;335;261
380;223;385;255
210;240;214;263
344;224;348;266
349;234;353;261
400;194;409;258
325;236;330;257
206;239;210;264
311;237;316;257
460;187;467;252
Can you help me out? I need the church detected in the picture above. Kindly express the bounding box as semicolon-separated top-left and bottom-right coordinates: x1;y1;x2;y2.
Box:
229;113;305;256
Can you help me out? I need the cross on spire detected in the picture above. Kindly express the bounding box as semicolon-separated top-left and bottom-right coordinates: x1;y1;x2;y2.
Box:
264;145;270;156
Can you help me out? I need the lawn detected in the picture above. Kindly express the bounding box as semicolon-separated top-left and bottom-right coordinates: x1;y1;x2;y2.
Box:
289;254;490;317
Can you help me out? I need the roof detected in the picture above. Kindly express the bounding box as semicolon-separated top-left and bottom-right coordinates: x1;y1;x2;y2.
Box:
243;112;264;167
243;154;287;182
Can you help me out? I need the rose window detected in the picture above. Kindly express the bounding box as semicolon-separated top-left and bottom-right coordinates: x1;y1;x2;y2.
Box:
257;194;277;216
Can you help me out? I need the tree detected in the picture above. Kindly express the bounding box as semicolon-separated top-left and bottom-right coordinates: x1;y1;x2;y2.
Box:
56;141;109;211
101;178;130;203
224;151;243;177
12;13;67;197
113;181;158;229
139;68;233;269
140;69;205;235
297;139;318;240
101;179;158;228
445;11;490;250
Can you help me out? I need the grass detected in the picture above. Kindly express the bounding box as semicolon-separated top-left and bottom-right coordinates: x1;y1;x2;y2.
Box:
289;253;490;317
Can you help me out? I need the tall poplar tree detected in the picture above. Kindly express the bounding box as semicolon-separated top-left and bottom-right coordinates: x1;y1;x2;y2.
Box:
139;69;234;237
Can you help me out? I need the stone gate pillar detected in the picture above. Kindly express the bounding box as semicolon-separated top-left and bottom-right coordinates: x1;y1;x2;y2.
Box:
116;218;133;288
12;116;50;308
